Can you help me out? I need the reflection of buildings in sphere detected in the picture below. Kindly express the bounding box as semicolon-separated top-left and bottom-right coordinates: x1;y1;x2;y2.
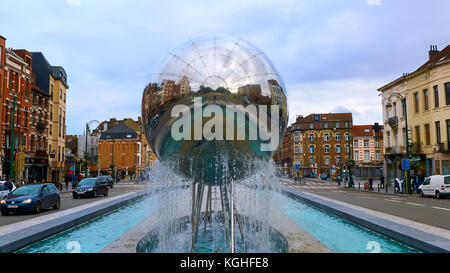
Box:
141;35;288;185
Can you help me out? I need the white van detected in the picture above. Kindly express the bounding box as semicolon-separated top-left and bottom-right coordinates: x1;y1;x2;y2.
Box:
418;175;450;199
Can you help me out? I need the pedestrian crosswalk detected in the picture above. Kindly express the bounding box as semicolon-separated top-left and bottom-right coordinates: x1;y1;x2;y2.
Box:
279;179;339;191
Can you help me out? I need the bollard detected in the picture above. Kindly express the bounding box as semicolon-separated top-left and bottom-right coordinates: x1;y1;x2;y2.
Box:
358;182;360;190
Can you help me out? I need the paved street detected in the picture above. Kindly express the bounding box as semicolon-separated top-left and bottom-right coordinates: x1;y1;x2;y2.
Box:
279;178;450;231
0;182;147;227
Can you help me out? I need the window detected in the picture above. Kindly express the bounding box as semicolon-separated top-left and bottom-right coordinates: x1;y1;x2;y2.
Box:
345;144;350;153
336;157;341;165
309;145;315;154
324;145;330;153
424;89;429;110
414;92;419;113
425;124;430;145
294;134;299;142
324;122;328;129
314;115;320;122
335;133;341;141
354;140;358;147
447;120;450;143
446;83;450;105
376;151;380;161
324;157;330;166
364;140;369;147
354;151;359;161
386;131;391;147
345;133;350;141
50;124;52;135
402;128;407;146
309;134;314;142
375;141;380;148
295;146;299;154
434;85;439;108
364;150;370;161
345;122;349;128
60;89;62;99
393;102;397;117
336;122;340;128
310;123;314;129
51;84;54;99
415;126;421;144
436;121;441;144
64;92;66;102
336;145;341;154
324;134;330;141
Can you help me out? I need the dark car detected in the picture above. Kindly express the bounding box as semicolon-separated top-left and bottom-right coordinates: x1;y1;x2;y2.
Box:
73;178;108;199
98;176;114;188
0;184;61;215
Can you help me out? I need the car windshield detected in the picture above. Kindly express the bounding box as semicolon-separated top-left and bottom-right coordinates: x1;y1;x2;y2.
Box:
445;176;450;185
78;178;97;186
12;185;41;195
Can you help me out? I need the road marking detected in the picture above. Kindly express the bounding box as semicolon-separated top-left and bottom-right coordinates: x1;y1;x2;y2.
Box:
406;202;425;207
357;197;377;200
385;199;401;203
432;206;450;212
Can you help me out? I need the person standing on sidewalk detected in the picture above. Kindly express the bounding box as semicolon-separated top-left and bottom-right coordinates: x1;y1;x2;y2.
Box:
368;177;374;191
5;178;14;194
379;174;385;189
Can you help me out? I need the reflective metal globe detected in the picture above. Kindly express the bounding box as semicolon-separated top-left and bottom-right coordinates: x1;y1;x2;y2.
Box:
142;35;288;185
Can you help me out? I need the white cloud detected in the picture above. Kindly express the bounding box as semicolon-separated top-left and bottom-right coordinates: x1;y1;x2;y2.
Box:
286;77;388;125
366;0;381;6
67;0;81;6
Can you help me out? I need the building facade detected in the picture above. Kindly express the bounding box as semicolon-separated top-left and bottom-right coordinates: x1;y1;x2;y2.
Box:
32;52;69;183
0;47;33;182
0;35;6;178
352;125;384;178
379;44;450;178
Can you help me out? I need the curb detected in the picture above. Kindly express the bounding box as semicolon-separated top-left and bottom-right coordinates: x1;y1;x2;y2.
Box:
0;189;153;253
280;186;450;253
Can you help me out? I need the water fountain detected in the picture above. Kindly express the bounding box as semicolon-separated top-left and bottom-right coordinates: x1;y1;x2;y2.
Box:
140;35;289;253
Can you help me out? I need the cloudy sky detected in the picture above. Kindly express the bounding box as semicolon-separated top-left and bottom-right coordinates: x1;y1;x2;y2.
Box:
1;0;449;135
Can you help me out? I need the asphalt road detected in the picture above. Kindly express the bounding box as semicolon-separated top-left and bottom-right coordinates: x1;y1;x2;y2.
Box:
0;183;147;227
280;179;450;231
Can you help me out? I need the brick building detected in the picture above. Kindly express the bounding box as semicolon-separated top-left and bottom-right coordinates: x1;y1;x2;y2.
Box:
0;35;5;178
0;46;33;182
290;113;353;178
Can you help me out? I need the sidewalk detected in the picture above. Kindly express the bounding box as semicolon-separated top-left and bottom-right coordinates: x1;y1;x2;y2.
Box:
284;176;419;197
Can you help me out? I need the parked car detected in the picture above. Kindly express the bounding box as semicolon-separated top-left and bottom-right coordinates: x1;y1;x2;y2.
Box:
73;178;108;199
418;175;450;199
98;176;114;188
0;184;61;215
0;181;16;193
0;184;10;200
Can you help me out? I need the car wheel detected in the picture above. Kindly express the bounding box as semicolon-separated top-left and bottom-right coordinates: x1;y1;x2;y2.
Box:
54;199;61;210
73;194;78;199
104;189;108;197
110;184;113;189
35;201;41;214
419;190;425;198
436;191;441;199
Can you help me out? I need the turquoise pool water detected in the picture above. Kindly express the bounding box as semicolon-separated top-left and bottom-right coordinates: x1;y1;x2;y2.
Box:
18;191;419;253
18;194;159;253
274;192;419;253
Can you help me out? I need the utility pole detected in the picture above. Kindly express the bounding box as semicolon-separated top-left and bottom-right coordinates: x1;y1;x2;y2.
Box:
347;125;354;188
85;123;88;178
402;98;411;194
9;95;17;182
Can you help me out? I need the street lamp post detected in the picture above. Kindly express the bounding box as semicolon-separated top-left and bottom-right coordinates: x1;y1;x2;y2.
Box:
347;126;354;188
9;95;17;182
385;93;411;194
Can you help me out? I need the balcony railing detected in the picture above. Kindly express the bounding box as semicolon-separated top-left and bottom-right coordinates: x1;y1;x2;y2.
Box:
438;142;450;153
37;122;47;131
35;150;48;158
388;116;399;128
410;142;423;154
385;146;405;155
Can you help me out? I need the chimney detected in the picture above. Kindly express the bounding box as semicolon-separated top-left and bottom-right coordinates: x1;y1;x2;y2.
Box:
429;45;439;60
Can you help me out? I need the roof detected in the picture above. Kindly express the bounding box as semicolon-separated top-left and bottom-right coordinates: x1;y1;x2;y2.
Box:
298;113;353;123
100;124;138;140
353;125;383;137
415;44;450;72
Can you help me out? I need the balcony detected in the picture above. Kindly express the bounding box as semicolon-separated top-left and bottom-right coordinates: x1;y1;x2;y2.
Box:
37;122;47;131
385;146;405;155
410;142;423;154
438;142;450;153
388;116;399;128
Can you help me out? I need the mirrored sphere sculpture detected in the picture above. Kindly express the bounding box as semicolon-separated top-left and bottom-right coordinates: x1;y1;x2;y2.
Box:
142;35;288;185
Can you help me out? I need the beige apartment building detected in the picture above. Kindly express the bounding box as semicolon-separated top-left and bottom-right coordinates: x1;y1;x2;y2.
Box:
379;44;450;179
32;52;69;183
352;125;384;178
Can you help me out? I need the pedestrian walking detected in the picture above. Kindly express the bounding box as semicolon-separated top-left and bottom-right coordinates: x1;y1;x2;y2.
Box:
380;174;385;189
65;175;70;191
5;178;14;194
368;177;374;191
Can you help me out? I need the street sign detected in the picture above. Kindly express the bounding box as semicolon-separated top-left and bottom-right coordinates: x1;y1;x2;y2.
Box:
410;157;421;162
402;159;410;170
294;164;299;170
